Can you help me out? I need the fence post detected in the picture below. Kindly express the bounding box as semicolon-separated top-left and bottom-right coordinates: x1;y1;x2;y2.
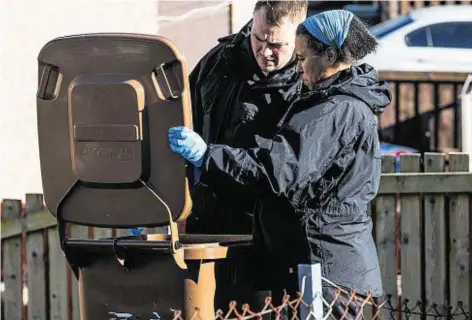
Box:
25;193;47;320
399;154;422;320
448;153;470;313
374;155;398;318
298;263;323;320
47;223;68;319
1;199;23;320
423;154;447;313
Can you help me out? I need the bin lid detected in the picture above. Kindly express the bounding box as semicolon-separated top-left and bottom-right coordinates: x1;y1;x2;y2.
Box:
37;33;192;228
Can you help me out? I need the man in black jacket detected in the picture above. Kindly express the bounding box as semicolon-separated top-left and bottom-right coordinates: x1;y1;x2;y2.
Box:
187;0;308;235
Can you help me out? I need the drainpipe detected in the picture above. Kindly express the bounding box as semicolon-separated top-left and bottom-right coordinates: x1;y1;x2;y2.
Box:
460;74;472;171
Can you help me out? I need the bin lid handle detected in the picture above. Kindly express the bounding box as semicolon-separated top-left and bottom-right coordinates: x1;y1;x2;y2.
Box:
141;179;188;270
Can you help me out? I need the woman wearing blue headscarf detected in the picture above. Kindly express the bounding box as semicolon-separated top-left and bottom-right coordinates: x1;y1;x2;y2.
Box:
169;9;390;318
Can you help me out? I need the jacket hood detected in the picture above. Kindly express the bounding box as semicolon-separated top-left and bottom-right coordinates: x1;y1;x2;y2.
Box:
309;63;392;116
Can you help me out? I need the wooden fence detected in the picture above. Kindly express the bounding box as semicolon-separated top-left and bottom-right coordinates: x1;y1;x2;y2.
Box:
372;152;471;319
1;195;124;320
1;152;471;320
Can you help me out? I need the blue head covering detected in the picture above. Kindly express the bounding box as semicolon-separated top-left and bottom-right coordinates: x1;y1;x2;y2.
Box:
302;10;354;49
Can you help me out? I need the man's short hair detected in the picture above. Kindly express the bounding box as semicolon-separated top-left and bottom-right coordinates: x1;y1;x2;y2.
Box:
253;1;308;25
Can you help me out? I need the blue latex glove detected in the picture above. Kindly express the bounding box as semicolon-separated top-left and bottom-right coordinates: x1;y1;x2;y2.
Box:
168;126;207;168
127;227;144;236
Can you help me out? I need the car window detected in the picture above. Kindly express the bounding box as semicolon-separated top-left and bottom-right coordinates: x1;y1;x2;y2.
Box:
405;27;430;47
370;15;414;39
430;22;472;49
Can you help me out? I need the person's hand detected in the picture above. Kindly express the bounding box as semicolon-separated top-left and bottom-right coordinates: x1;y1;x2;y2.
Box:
168;126;207;167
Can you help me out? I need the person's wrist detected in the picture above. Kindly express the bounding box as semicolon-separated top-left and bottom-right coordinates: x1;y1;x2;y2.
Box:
196;144;210;168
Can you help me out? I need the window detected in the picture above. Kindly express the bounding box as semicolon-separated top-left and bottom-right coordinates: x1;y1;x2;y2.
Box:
370;15;415;39
405;22;472;49
405;27;431;47
430;22;472;49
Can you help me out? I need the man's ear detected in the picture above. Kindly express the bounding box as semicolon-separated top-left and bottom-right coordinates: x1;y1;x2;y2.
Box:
325;47;338;66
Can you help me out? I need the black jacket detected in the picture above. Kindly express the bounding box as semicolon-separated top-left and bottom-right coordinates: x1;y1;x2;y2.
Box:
187;22;302;234
199;64;391;296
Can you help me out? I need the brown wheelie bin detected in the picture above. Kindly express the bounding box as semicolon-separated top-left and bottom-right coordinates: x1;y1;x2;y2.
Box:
36;33;253;320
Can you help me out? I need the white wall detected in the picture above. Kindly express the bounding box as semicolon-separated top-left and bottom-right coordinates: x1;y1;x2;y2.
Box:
158;1;231;70
0;0;257;201
231;0;257;32
0;0;158;200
